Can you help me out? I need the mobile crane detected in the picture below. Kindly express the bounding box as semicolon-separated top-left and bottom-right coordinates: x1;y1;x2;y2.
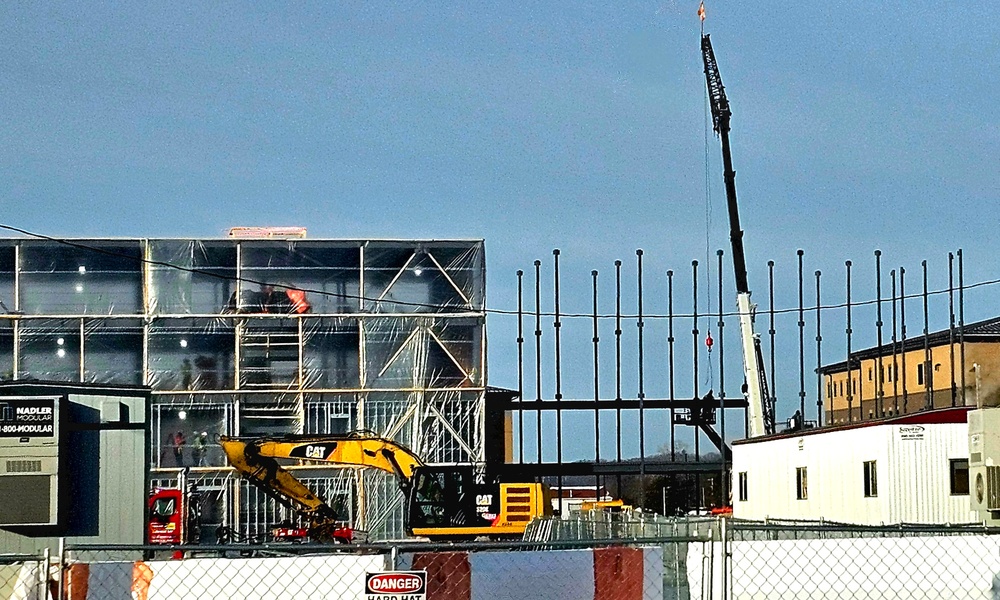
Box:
220;433;552;541
701;33;775;437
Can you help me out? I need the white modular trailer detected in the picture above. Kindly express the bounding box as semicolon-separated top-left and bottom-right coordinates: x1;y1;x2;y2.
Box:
732;407;975;525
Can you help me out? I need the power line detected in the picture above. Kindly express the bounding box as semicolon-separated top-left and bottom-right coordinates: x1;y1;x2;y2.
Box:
1;223;997;321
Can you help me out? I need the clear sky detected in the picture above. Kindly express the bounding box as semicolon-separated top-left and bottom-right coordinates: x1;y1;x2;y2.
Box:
2;2;998;460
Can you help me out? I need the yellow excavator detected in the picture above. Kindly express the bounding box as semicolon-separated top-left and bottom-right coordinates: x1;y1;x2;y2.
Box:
220;432;552;542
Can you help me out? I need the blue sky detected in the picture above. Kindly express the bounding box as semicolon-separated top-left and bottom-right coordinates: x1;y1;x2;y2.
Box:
2;2;998;460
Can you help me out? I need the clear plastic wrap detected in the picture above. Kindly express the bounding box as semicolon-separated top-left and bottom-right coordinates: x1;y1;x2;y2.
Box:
302;318;360;389
19;241;142;315
363;242;485;314
3;237;486;541
83;318;143;385
0;319;12;381
239;242;360;314
151;396;234;469
147;241;236;315
363;316;483;389
147;318;236;391
18;318;82;382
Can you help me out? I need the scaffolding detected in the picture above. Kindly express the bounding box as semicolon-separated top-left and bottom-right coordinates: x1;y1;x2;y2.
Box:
0;237;487;539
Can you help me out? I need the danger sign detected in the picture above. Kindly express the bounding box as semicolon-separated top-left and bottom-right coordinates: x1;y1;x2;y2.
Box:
365;571;426;600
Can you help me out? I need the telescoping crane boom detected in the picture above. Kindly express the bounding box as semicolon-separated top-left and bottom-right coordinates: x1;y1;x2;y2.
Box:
701;34;775;437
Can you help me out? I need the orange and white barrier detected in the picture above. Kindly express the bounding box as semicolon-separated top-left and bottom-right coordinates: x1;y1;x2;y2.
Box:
54;546;662;600
60;554;386;600
406;546;664;600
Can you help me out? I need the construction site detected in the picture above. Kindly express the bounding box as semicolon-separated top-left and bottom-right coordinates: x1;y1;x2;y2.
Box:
3;8;1000;600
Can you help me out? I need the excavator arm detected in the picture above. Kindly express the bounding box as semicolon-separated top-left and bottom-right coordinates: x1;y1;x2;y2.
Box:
220;433;426;540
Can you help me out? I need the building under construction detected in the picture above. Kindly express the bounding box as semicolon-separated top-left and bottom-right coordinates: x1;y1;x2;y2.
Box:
0;234;486;540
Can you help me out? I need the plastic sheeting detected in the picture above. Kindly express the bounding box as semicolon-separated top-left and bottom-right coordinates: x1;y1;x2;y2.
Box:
0;237;486;541
18;241;143;315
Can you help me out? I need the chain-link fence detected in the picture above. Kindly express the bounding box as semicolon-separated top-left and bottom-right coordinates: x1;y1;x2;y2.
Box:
7;519;1000;599
0;553;48;600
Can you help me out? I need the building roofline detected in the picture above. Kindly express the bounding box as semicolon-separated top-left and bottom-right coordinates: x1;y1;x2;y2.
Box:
0;236;486;244
818;316;1000;374
732;406;972;445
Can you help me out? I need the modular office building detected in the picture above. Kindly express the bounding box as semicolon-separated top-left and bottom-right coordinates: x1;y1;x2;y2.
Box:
0;236;486;540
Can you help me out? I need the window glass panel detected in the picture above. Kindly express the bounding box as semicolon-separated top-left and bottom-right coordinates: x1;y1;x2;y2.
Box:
951;459;970;495
863;460;878;497
796;467;808;500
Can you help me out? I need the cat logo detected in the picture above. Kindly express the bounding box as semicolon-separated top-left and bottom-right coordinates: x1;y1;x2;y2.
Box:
304;445;328;459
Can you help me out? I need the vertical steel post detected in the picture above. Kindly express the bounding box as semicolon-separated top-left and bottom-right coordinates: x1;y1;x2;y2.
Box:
533;260;542;462
948;252;957;407
923;260;932;410
592;270;601;495
815;270;823;425
592;270;600;460
846;261;854;422
517;270;524;464
768;260;777;430
958;249;967;405
553;250;563;511
875;250;885;417
692;260;700;464
668;269;676;461
900;267;908;413
891;270;899;415
637;249;646;509
717;249;726;504
615;260;623;464
797;250;806;421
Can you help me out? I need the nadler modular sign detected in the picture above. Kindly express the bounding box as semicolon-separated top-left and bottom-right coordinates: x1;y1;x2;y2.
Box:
365;571;426;600
0;398;56;437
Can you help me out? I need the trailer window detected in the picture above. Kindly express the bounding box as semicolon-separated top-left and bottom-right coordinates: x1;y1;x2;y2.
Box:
863;461;877;497
950;459;970;495
738;472;748;502
796;467;808;500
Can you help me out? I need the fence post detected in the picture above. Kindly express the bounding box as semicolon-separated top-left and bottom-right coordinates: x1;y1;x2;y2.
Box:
41;547;50;600
57;538;65;600
390;545;398;571
720;516;729;600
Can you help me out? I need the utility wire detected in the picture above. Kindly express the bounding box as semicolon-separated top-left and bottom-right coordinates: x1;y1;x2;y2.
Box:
0;223;996;321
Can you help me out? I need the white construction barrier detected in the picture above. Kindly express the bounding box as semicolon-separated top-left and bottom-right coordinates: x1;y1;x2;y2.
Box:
688;535;1000;600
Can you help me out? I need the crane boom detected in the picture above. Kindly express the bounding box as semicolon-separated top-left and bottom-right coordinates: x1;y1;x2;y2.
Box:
701;34;775;437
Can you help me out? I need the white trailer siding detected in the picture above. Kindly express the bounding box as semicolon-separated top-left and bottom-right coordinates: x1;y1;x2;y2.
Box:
732;409;974;525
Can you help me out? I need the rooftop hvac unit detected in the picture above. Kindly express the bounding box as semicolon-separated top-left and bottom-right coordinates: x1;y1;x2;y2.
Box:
0;396;60;527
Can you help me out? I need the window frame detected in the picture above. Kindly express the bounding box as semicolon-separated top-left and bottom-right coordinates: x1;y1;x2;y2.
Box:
863;460;878;498
738;471;748;502
950;458;970;496
796;466;808;500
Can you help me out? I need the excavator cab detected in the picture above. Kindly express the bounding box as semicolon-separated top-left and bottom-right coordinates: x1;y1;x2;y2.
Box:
407;465;487;532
